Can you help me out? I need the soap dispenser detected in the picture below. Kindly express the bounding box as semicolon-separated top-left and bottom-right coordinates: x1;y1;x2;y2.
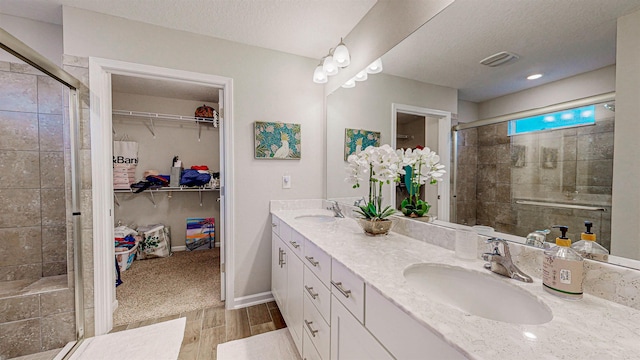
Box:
542;225;584;300
526;229;550;248
571;221;609;262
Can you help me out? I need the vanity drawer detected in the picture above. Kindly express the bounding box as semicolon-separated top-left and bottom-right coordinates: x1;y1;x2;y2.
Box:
365;285;466;360
271;215;280;237
303;266;331;324
331;258;365;323
279;220;292;243
303;294;330;360
285;230;305;259
303;330;323;360
303;240;331;287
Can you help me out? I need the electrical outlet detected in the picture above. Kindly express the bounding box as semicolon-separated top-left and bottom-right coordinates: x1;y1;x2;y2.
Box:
282;175;291;189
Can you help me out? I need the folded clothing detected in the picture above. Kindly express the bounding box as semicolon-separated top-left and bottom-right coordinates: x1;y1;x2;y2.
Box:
180;169;211;187
191;165;209;171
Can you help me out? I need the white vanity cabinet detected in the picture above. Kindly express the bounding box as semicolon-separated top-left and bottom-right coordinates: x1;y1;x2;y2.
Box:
271;214;465;360
330;295;393;360
270;217;304;353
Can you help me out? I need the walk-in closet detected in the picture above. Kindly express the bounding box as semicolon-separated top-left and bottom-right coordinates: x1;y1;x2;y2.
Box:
110;75;224;326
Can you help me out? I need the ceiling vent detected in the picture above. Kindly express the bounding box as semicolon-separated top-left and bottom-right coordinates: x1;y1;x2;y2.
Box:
480;51;520;67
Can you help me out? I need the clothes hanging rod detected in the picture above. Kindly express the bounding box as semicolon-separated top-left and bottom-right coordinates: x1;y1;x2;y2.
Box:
113;109;219;126
515;200;606;212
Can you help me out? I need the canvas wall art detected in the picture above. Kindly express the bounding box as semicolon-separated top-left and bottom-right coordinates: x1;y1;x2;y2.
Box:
344;128;380;161
254;121;301;159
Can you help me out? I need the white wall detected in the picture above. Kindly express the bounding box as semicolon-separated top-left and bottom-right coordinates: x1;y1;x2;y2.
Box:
457;100;479;124
477;65;615;119
0;14;63;66
612;9;640;260
62;7;325;300
326;73;457;202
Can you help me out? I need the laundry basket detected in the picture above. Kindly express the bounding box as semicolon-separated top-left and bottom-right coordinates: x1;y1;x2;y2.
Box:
115;243;138;272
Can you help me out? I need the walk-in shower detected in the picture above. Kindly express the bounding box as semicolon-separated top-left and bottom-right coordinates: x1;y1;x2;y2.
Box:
0;28;84;359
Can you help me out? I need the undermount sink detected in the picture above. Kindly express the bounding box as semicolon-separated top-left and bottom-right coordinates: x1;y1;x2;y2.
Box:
295;214;336;223
403;263;553;325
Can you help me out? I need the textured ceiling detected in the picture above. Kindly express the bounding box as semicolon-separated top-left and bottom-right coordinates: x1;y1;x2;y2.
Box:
0;0;376;60
112;75;220;103
382;0;640;102
4;0;640;103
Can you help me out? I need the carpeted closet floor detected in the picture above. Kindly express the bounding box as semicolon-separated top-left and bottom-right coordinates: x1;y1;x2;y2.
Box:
113;248;223;326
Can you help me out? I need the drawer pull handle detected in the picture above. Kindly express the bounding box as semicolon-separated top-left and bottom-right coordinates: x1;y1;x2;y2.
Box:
304;320;319;337
305;256;319;267
272;223;277;227
278;248;282;266
305;285;318;299
279;248;286;267
331;281;352;298
289;240;300;249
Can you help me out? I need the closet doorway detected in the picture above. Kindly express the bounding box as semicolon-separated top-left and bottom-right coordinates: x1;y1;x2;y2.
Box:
90;58;234;335
391;104;451;222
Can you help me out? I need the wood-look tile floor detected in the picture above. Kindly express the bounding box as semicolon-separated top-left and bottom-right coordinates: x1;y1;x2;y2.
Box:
110;301;286;360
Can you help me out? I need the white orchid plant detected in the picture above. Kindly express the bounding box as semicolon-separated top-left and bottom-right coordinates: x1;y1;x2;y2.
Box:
397;146;446;217
346;144;401;221
346;144;446;220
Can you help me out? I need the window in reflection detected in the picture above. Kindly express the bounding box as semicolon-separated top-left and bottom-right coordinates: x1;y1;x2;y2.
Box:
454;101;614;250
508;105;596;136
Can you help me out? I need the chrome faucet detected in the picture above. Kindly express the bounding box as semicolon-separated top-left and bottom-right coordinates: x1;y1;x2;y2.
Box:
482;238;532;283
328;200;345;218
353;197;366;207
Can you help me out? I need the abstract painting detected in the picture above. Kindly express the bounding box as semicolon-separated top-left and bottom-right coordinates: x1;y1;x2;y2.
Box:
254;121;301;159
344;128;380;161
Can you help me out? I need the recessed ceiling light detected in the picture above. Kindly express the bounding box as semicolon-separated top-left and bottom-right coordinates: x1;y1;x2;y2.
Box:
527;73;543;80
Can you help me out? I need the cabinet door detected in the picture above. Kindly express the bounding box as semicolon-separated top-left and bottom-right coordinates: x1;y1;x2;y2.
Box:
271;232;287;314
287;248;304;353
330;295;393;360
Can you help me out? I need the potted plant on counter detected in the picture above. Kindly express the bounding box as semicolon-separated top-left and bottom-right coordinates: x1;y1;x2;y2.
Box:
346;144;401;235
397;146;446;218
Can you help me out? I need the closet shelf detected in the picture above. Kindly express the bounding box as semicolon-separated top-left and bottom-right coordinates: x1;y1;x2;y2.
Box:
114;186;220;208
113;110;219;126
113;109;218;141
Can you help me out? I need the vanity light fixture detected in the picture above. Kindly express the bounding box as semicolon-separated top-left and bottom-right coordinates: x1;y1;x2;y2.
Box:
354;69;368;82
341;77;356;88
313;60;328;84
527;73;543;80
366;58;383;74
333;38;351;67
322;53;339;76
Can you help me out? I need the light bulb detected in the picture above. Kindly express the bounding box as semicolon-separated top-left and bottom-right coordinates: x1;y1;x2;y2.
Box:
313;64;327;84
333;40;350;68
322;55;339;76
366;58;383;74
527;73;542;80
354;69;368;82
341;78;356;88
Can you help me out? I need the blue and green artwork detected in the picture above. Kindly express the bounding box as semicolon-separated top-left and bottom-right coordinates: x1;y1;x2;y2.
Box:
344;128;380;161
255;121;301;160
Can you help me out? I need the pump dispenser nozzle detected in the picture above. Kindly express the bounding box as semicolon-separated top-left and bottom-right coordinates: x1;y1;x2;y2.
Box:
584;221;593;234
552;225;571;247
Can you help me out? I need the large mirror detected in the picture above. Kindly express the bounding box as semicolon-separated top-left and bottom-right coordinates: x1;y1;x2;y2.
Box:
326;0;640;267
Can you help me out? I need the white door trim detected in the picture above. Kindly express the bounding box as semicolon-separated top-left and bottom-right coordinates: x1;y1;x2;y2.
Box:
391;103;451;221
89;57;235;335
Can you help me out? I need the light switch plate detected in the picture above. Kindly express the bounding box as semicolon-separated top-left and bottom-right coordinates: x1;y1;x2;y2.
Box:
282;175;291;189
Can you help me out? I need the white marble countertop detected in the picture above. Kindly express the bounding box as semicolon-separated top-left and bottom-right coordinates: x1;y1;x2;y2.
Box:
271;208;640;360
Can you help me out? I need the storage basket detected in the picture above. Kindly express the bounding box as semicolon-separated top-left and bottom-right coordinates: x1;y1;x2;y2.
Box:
115;243;138;272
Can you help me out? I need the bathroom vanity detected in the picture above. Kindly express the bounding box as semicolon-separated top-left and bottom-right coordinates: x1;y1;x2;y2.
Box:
271;200;640;359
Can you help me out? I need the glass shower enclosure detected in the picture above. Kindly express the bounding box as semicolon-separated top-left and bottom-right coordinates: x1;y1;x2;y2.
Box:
0;28;84;359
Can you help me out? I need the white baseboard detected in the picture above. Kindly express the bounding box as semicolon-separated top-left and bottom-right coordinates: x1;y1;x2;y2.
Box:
231;291;274;309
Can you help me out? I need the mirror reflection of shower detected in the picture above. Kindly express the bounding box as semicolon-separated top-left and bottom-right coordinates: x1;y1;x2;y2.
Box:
454;100;614;250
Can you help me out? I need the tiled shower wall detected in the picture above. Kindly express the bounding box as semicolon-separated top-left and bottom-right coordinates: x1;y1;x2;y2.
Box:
0;61;67;280
0;60;77;358
455;104;614;249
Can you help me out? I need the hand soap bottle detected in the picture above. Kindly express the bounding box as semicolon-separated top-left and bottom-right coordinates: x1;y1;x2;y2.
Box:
543;225;584;300
571;221;609;262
